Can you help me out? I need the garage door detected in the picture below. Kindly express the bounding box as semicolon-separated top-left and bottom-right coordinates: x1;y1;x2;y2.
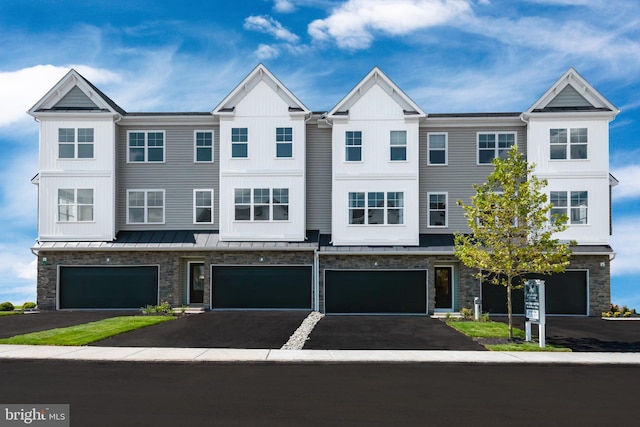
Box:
211;266;312;309
482;271;587;315
325;270;427;314
59;266;159;309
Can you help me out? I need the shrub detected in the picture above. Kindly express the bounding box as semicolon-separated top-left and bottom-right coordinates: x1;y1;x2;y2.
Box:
460;307;474;320
22;302;36;310
0;302;15;311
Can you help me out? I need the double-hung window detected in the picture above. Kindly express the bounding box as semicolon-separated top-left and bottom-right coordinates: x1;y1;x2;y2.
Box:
387;192;404;224
253;189;270;221
550;191;588;225
231;128;248;158
428;133;447;165
58;189;94;222
348;192;404;225
127;190;165;223
194;189;213;224
345;131;362;161
276;127;293;158
272;188;289;220
550;128;587;160
194;131;213;162
390;131;407;161
348;192;365;224
128;131;164;162
428;193;447;227
478;132;515;164
234;188;289;221
58;128;94;159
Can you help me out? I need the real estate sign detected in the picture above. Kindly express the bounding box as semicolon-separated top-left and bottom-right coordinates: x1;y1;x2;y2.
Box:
524;279;546;347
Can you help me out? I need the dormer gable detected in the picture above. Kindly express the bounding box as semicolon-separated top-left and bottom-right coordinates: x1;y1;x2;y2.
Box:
28;69;125;116
212;64;309;117
524;67;618;115
327;67;426;120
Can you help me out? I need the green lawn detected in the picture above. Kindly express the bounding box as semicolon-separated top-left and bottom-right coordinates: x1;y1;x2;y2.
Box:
446;320;571;352
0;311;21;316
0;316;174;346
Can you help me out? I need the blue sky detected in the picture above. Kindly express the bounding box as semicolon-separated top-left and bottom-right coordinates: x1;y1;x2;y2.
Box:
0;0;638;308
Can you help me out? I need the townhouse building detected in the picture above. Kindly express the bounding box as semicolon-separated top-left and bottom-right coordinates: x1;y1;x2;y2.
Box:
29;65;618;315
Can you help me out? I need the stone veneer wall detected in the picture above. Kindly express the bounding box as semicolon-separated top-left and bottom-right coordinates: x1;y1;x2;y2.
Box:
36;250;314;310
571;255;610;316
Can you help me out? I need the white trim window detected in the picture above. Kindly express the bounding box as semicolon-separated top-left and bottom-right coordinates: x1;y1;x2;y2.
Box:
477;132;515;164
234;188;289;221
428;193;447;227
194;131;213;162
550;128;587;160
427;133;447;165
550;191;588;225
348;192;404;225
231;128;248;158
58;128;94;159
58;188;94;222
127;190;165;224
345;131;362;162
276;127;293;158
128;131;165;162
390;130;407;161
193;189;214;224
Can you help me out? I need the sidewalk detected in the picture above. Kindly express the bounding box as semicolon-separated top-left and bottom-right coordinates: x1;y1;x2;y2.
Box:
1;344;639;364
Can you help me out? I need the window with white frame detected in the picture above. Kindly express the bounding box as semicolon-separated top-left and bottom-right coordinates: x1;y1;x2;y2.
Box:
550;128;587;160
234;188;289;221
345;131;362;161
194;131;213;162
276;127;293;158
478;132;515;164
127;190;165;223
550;191;588;225
428;133;447;165
128;131;164;162
231;128;248;158
193;189;213;224
348;192;404;225
390;131;407;161
428;193;447;227
58;188;94;222
58;128;94;159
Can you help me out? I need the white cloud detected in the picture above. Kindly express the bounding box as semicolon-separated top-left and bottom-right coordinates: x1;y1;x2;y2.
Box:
244;15;300;43
255;44;281;60
308;0;472;49
274;0;296;12
611;165;640;202
611;217;640;277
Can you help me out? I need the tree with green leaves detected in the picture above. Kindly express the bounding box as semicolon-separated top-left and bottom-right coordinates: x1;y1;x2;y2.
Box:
454;145;572;339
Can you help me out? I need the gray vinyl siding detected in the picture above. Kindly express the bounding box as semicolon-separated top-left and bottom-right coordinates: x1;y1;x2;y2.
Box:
419;125;527;234
54;86;99;109
306;122;332;233
547;85;592;108
116;125;219;231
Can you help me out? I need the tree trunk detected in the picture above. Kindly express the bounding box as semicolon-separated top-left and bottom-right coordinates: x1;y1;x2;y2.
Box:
507;275;513;340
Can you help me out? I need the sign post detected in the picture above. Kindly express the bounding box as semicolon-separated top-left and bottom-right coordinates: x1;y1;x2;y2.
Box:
524;279;546;348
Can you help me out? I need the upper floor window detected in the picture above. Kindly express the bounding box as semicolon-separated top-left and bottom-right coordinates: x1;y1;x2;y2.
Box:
194;189;213;224
127;189;165;223
276;127;293;158
231;128;248;158
550;128;587;160
58;128;94;159
234;188;289;221
58;188;94;222
345;131;362;162
550;191;588;225
478;132;515;164
194;131;213;162
428;133;447;165
390;131;407;161
128;131;164;162
428;193;447;227
348;191;404;225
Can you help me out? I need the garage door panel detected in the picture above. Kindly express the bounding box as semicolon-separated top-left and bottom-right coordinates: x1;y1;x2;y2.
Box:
325;270;427;314
59;266;158;309
212;266;312;309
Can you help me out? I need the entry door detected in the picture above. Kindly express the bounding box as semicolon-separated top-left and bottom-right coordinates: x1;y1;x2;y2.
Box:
189;262;205;304
435;266;453;310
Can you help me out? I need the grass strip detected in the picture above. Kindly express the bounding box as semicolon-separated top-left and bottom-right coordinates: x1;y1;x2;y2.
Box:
0;316;174;346
0;311;22;316
486;342;571;352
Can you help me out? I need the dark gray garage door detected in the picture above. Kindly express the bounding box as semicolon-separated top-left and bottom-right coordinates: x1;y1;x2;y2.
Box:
482;271;588;315
59;266;159;309
325;270;427;314
211;266;312;309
